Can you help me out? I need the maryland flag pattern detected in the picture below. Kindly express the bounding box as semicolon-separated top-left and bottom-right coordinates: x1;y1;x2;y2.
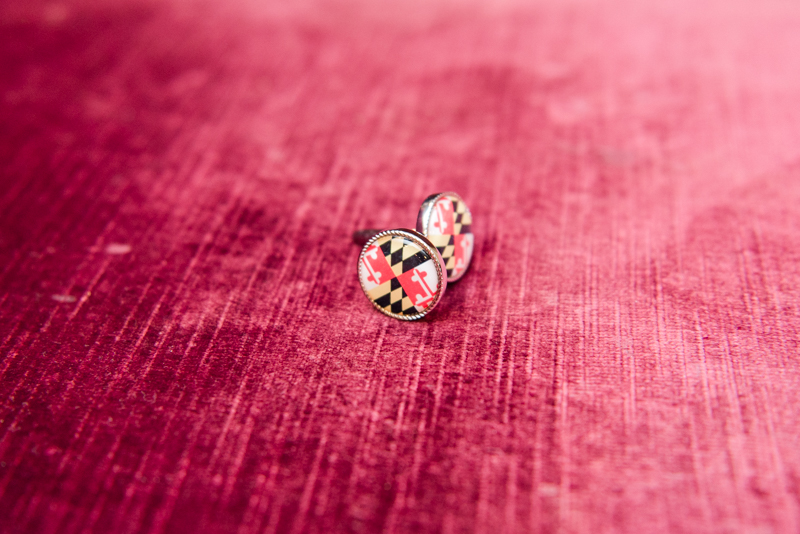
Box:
425;194;474;281
359;235;440;317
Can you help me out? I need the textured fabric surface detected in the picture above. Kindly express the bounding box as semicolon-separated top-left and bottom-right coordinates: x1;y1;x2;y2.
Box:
2;0;800;532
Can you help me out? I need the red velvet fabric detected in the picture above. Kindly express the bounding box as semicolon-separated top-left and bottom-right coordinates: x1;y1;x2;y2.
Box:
2;0;800;532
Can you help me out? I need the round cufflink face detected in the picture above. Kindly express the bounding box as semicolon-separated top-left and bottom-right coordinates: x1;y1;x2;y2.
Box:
416;192;474;282
357;229;447;320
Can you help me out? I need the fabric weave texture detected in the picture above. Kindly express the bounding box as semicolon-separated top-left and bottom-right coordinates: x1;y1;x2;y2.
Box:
1;0;800;532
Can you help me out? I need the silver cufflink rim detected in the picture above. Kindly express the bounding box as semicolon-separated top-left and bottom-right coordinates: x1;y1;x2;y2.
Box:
357;228;447;321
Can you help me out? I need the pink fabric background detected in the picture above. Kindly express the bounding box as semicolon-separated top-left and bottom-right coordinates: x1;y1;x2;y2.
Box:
2;0;800;532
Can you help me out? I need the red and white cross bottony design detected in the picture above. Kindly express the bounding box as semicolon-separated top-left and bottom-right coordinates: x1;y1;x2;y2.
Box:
361;244;394;290
397;261;437;309
452;233;474;276
430;198;455;235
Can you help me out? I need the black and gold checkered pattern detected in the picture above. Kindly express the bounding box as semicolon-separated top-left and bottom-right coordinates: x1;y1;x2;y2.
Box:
451;198;472;235
427;197;473;279
366;236;432;316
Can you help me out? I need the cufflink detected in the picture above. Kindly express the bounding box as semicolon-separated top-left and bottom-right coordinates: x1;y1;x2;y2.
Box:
357;229;446;320
354;192;474;320
415;192;474;282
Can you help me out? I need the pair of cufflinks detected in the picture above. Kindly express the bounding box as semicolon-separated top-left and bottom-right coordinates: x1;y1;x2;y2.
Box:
354;192;474;320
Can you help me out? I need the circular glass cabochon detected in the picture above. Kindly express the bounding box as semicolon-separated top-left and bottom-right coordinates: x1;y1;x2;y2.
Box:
358;230;446;320
417;192;474;282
